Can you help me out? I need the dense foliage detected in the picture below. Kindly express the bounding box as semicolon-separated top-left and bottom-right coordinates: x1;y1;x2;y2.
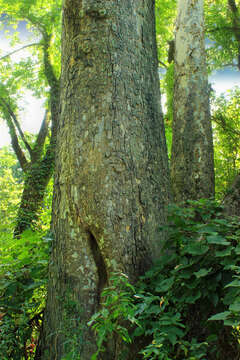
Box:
0;147;52;359
0;147;23;230
90;200;240;360
0;230;50;359
205;0;240;71
212;87;240;198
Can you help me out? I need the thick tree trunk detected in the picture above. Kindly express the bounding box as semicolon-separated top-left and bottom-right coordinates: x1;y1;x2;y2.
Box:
39;1;171;359
171;0;215;202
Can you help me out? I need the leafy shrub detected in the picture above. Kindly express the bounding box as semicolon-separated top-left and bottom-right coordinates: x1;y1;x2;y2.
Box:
0;147;23;231
0;230;50;359
88;266;139;360
90;199;240;360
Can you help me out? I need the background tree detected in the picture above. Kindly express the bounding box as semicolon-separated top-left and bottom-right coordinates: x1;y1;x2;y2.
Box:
211;88;240;198
171;0;215;202
210;87;240;215
205;0;240;71
0;0;61;234
155;0;176;68
39;1;171;359
0;146;23;230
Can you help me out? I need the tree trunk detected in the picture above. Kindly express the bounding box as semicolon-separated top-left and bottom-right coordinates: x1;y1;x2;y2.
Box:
223;172;240;217
14;148;55;236
39;0;171;359
171;0;215;202
14;101;58;236
14;33;60;236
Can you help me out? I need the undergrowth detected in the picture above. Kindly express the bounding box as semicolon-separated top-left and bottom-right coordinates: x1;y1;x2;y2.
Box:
0;228;51;359
90;199;240;360
1;199;240;359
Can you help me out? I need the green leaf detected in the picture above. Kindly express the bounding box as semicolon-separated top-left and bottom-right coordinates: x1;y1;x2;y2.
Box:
229;303;240;312
234;245;240;255
183;243;209;256
206;334;218;343
215;248;232;257
206;235;230;246
196;225;218;234
156;276;175;292
194;268;212;278
225;279;240;288
208;311;231;321
224;318;240;326
184;290;201;304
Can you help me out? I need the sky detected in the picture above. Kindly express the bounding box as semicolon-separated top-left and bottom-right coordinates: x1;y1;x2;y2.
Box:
210;68;240;95
0;18;45;147
0;20;240;148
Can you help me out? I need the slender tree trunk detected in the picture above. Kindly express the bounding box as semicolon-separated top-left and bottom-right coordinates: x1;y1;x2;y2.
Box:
14;100;59;236
14;148;56;236
39;1;171;359
223;172;240;217
171;0;215;202
14;33;60;236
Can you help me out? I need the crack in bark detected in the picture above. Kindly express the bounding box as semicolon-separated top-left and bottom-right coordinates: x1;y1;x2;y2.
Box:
87;230;108;306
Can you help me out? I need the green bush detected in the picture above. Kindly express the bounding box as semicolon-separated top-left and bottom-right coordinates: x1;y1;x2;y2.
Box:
0;229;50;359
90;199;240;360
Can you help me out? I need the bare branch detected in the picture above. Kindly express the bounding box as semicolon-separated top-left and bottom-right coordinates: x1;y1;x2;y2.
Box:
0;42;41;61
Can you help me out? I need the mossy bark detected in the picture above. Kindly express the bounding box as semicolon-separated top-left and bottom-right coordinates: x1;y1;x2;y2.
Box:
39;1;171;359
171;0;214;202
14;33;59;236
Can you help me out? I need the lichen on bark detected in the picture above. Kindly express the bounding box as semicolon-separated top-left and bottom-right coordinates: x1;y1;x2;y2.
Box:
171;0;215;202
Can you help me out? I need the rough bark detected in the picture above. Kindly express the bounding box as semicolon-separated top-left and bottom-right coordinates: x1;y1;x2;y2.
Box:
39;1;171;359
171;0;215;202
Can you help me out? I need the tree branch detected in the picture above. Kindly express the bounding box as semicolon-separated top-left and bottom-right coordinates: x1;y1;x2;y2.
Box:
32;109;50;162
208;62;238;68
0;97;33;157
207;26;240;33
159;60;168;69
42;32;59;90
212;113;240;138
0;42;41;61
0;99;29;172
41;30;60;151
